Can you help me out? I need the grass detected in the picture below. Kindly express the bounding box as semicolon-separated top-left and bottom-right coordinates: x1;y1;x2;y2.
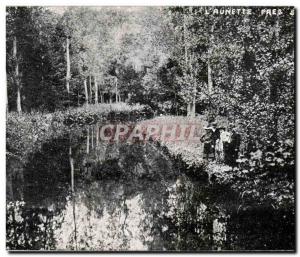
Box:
139;115;208;167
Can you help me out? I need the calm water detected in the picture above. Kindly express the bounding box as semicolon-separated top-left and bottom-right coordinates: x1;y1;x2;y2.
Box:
6;123;295;251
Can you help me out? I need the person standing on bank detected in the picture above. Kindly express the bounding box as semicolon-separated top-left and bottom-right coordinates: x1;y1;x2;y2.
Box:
201;122;220;161
224;125;241;166
216;126;231;163
230;127;241;165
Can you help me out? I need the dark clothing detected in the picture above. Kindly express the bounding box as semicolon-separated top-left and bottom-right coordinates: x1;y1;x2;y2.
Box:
224;131;241;166
201;128;220;160
231;131;241;160
223;142;231;164
203;142;214;159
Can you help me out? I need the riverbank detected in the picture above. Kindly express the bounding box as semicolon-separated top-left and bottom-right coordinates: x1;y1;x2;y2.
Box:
6;103;152;162
140;115;295;210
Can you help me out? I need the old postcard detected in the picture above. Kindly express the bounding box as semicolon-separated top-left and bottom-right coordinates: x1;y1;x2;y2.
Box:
6;6;295;251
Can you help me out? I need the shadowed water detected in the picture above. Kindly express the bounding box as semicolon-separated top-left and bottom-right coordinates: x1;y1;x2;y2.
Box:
6;124;295;251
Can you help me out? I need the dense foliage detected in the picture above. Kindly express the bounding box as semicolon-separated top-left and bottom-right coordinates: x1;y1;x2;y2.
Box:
7;6;294;137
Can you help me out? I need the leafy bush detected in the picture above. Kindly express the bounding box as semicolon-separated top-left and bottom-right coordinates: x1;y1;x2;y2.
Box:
6;103;152;162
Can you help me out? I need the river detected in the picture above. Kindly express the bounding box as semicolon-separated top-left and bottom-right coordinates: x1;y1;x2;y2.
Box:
6;123;294;251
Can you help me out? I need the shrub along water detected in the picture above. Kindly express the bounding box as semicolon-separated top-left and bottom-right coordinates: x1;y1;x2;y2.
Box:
6;103;153;162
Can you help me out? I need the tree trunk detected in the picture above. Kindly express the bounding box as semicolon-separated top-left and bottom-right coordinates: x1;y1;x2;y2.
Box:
183;12;188;68
69;146;78;250
69;146;75;194
183;12;189;117
187;102;192;116
84;78;89;104
91;127;94;149
89;75;92;104
174;92;178;116
16;86;21;114
208;60;213;94
191;94;196;118
94;76;98;104
190;51;196;117
86;127;90;154
184;10;195;117
96;123;99;147
208;23;215;95
115;77;118;103
127;93;131;103
269;17;280;142
13;36;22;114
77;91;80;106
100;93;104;103
6;90;8;113
66;37;71;95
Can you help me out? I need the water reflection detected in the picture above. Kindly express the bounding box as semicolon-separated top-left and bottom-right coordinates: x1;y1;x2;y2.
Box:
7;124;294;251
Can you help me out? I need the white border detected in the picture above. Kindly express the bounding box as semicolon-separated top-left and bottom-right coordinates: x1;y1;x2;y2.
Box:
0;1;298;256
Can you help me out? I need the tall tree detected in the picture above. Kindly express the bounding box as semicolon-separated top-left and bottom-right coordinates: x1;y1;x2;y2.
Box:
66;37;71;95
13;36;21;114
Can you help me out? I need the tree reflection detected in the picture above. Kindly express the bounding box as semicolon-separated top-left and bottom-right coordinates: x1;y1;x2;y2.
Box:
6;124;295;251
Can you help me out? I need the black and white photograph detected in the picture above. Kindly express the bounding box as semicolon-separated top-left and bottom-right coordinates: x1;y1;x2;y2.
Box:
6;5;295;252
